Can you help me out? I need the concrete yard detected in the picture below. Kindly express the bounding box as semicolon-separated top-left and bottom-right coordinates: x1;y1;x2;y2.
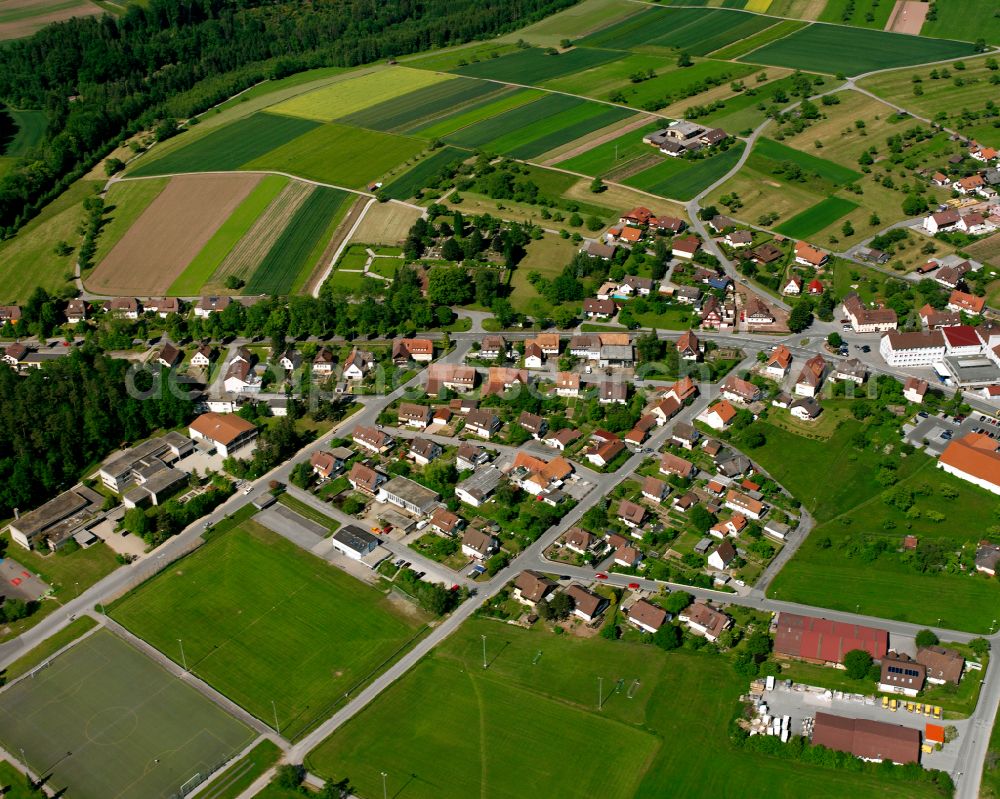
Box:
762;681;966;773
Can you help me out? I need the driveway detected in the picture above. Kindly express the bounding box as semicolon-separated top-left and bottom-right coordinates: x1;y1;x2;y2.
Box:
255;505;328;553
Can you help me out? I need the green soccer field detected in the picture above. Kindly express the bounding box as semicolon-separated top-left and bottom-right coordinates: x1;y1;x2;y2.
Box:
307;620;942;799
110;520;426;740
0;629;253;799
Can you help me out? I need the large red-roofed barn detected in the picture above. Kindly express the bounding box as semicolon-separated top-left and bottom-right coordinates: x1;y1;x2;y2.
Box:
812;713;920;765
773;612;888;665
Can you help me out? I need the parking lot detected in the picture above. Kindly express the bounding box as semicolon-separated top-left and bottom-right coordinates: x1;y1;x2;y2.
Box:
903;410;1000;456
762;681;966;773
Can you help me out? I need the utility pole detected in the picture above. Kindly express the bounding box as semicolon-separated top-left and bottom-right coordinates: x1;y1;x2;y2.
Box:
177;639;187;671
481;634;487;669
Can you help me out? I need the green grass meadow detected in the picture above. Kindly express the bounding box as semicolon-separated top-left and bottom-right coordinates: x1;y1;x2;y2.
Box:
612;60;756;110
130;113;320;176
624;143;745;201
243;123;425;189
109;520;425;740
0;629;254;799
751;413;1000;632
383;146;469;200
775;196;858;238
752;137;861;184
919;0;1000;45
168;174;289;295
308;620;943;799
742;23;977;74
818;0;893;30
1;109;47;157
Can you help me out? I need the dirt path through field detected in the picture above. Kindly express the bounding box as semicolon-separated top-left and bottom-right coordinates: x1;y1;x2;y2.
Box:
87;173;261;295
208;181;313;288
304;195;369;295
885;0;927;34
536;114;657;166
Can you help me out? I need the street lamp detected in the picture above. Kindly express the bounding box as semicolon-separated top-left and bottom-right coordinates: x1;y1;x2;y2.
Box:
481;634;487;669
271;700;280;734
177;639;187;671
598;676;603;711
381;771;388;799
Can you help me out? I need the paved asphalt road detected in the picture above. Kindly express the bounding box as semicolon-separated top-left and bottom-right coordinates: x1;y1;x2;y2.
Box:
3;328;999;799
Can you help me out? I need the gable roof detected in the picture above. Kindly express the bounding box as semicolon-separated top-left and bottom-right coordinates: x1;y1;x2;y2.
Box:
627;599;668;631
514;570;556;603
773;612;888;662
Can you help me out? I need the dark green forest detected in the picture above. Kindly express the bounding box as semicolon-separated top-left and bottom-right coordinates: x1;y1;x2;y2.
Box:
0;0;575;235
0;351;192;518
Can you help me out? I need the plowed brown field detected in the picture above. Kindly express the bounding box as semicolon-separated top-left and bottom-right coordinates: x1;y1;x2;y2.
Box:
87;173;261;295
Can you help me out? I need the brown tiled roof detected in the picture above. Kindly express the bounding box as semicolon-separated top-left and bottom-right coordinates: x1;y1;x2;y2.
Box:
628;599;667;631
189;413;255;445
812;713;919;765
514;570;555;603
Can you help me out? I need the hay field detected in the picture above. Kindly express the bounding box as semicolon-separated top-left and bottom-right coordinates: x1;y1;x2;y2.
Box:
348;202;422;246
268;68;453;122
87;173;262;295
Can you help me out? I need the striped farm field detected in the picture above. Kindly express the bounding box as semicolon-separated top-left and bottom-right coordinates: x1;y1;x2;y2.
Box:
623;143;745;201
87;173;263;295
129;113;319;176
579;6;775;56
744;0;772;10
742;23;978;74
709;19;807;59
246;186;350;295
555;122;662;175
382;146;469;201
168;174;289;295
445;93;584;148
410;88;544;139
203;179;311;292
498;104;636;160
775;196;858;238
268;68;452;122
243;123;426;189
452;46;626;84
336;78;501;133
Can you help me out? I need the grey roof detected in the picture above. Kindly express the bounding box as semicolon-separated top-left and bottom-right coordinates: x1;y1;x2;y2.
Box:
141;467;187;496
381;476;440;507
334;524;380;554
457;465;504;501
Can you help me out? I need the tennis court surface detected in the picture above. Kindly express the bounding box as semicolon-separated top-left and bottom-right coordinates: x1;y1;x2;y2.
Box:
0;628;254;799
